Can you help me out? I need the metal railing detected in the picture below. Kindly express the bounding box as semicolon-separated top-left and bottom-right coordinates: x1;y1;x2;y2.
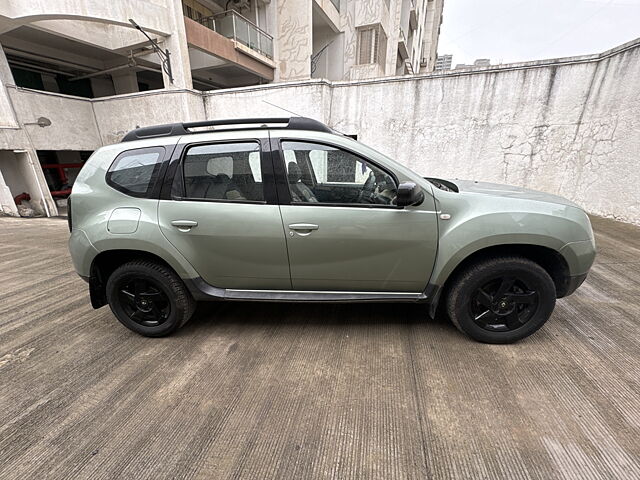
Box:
187;10;274;59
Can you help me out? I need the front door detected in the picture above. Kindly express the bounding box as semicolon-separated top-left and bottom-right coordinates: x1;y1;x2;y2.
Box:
275;139;438;292
158;137;290;289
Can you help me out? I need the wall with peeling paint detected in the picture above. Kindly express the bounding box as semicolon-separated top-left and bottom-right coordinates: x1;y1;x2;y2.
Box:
206;39;640;225
0;39;638;222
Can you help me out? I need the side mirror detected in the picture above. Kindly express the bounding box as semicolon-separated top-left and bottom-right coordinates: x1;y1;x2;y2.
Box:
396;182;424;207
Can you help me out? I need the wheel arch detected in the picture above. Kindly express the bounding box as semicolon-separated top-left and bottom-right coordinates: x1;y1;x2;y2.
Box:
89;249;181;309
427;243;571;317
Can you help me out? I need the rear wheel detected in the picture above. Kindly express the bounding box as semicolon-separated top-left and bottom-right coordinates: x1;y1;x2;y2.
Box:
446;257;556;343
106;260;196;337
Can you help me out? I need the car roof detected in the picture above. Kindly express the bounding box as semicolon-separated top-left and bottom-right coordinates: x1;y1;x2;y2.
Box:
121;117;336;143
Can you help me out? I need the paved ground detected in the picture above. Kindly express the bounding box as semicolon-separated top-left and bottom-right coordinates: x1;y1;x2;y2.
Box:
0;215;638;480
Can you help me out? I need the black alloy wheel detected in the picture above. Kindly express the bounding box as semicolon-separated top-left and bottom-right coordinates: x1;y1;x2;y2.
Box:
117;278;171;327
469;276;539;332
446;256;556;343
105;260;196;337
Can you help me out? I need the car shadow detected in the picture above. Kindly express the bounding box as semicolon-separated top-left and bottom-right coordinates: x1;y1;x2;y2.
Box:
177;300;453;337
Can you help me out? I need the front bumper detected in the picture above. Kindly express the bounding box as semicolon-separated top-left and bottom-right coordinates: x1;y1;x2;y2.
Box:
557;238;595;298
562;272;589;297
559;239;597;276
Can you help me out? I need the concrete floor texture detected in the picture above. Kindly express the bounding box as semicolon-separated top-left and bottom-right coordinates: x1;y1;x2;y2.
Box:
0;215;638;479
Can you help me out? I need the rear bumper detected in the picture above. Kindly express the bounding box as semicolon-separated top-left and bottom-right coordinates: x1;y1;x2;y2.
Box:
68;228;99;278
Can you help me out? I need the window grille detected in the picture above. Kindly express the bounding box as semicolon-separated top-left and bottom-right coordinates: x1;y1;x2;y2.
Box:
356;25;387;66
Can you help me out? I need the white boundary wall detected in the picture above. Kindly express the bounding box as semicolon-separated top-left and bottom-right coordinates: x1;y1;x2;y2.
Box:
0;38;638;223
205;39;640;225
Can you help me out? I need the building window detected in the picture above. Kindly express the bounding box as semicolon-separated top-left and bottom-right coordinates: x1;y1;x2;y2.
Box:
356;25;387;66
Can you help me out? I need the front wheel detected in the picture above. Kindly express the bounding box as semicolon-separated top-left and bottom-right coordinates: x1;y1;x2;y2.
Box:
446;257;556;343
106;260;196;337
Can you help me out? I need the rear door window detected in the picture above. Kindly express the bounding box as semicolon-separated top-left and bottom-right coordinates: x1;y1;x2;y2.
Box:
106;147;165;198
180;142;264;202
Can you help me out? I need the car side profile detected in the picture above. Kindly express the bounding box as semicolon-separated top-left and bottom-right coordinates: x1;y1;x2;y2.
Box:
68;117;596;343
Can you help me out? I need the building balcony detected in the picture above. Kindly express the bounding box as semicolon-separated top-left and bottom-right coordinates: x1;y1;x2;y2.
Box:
409;0;418;30
191;10;274;60
183;9;275;88
313;0;341;32
398;28;409;60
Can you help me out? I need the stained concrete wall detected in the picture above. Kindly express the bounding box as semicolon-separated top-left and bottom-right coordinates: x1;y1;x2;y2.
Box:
6;87;99;151
0;38;638;223
204;39;640;225
91;89;205;145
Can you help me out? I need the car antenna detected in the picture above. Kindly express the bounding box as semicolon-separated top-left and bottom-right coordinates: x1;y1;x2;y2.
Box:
261;100;349;136
261;100;303;117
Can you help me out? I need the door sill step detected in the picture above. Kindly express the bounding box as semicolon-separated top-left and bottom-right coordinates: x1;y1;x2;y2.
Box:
186;278;427;303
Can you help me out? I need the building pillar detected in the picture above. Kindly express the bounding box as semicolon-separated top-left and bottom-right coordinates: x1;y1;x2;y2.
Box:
41;73;60;93
275;0;313;81
0;41;15;86
0;149;57;217
0;42;19;129
90;77;116;97
162;0;193;90
112;71;139;94
0;167;19;216
15;150;58;217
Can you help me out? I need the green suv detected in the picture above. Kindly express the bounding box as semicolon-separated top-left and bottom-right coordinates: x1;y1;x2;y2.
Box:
68;117;595;343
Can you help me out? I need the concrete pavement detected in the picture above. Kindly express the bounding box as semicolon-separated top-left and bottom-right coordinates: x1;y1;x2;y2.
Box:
0;215;638;479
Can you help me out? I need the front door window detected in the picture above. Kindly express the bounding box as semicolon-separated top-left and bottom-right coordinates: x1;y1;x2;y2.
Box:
281;141;397;205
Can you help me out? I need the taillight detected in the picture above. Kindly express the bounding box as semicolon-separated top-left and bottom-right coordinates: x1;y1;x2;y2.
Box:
67;196;72;232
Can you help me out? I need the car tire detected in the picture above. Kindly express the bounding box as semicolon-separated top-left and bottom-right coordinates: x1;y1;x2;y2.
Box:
446;256;556;344
106;260;196;337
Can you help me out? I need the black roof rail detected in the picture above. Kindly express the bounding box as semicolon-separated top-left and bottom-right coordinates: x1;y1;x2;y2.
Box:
120;117;334;142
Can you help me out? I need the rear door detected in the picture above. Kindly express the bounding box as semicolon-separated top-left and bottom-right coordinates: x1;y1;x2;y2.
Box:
157;131;291;290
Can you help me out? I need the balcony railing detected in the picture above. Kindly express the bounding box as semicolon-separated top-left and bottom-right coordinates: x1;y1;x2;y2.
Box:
187;10;274;60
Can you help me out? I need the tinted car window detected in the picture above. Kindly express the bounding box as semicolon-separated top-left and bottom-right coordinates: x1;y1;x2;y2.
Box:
281;141;397;205
182;142;263;201
106;147;164;197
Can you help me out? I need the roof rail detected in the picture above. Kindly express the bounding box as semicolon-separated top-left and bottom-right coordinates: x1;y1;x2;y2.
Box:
120;117;334;142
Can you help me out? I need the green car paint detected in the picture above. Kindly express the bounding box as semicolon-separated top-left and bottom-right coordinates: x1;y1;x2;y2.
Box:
428;180;596;289
68;122;596;309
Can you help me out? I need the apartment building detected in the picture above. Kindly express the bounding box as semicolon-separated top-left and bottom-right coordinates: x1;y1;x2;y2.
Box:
1;0;444;93
0;0;443;217
434;53;453;71
455;58;492;70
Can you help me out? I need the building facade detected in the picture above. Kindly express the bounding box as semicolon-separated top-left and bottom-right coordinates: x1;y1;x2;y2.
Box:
455;58;492;70
0;0;444;217
0;0;445;94
434;53;452;70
